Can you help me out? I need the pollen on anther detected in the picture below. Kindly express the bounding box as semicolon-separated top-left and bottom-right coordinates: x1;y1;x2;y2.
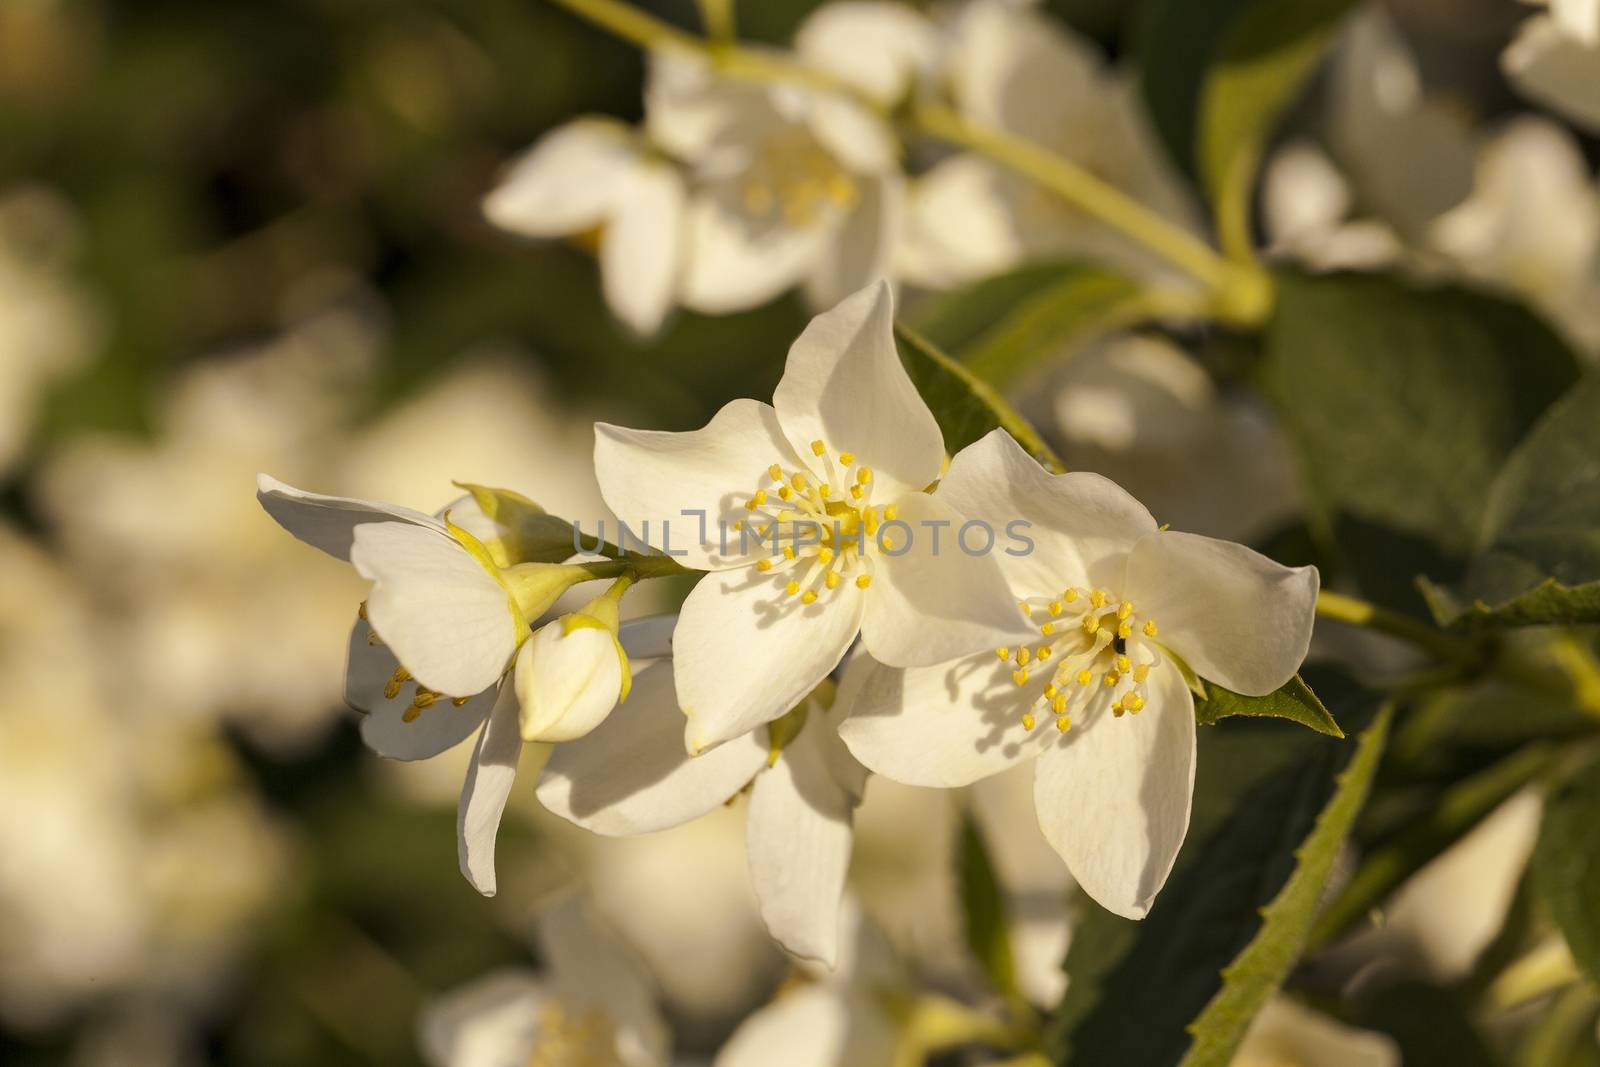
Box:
1134;663;1151;682
1103;671;1121;687
1040;622;1055;636
1090;589;1108;608
817;547;834;565
856;467;872;485
768;464;783;481
1056;716;1072;733
1143;620;1159;637
1125;694;1146;713
855;575;872;589
779;486;793;501
1082;614;1100;635
1118;621;1133;639
801;591;818;605
883;505;898;521
785;580;800;596
756;559;773;572
1117;601;1134;620
1037;645;1052;660
1077;669;1093;686
849;485;864;500
996;646;1010;660
1111;702;1125;718
825;572;841;589
1063;589;1079;602
792;473;809;490
819;485;832;499
1049;601;1063;616
838;451;855;465
402;706;421;723
1012;669;1029;686
1017;647;1031;666
1052;694;1067;715
1043;683;1058;699
452;696;471;707
1116;655;1132;673
811;439;826;456
783;546;796;560
1022;713;1036;731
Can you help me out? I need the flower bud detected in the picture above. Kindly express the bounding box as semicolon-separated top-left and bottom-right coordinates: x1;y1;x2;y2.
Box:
515;582;631;742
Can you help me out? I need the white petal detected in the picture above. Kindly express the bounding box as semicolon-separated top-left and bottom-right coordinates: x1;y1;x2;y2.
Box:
804;173;903;311
674;565;865;752
457;686;525;896
536;896;670;1067
594;398;805;570
351;521;520;698
772;280;944;497
838;651;1040;787
713;984;898;1067
801;93;897;175
536;662;769;834
1554;0;1600;45
952;0;1101;144
1033;662;1195;919
680;186;831;313
896;155;1023;289
256;473;438;561
1505;14;1600;131
939;429;1158;595
645;48;772;160
482;118;637;237
417;968;545;1067
793;1;941;104
515;622;622;742
1238;997;1400;1067
600;160;685;336
347;620;495;760
747;712;863;966
860;490;1031;666
1123;530;1318;696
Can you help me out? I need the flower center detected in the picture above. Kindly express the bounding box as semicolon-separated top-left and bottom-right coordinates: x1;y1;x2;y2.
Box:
739;132;858;228
742;440;888;607
994;586;1163;734
527;1000;618;1067
360;603;474;723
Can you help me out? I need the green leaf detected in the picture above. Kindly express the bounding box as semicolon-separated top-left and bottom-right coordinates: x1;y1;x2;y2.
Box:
956;812;1017;999
1532;754;1600;987
1051;678;1388;1065
1260;270;1579;608
1197;0;1357;261
1136;0;1258;180
1176;704;1391;1066
910;262;1142;388
1194;675;1342;737
1425;373;1600;627
895;321;1065;472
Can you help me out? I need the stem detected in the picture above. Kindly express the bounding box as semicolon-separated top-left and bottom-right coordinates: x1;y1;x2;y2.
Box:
911;103;1270;322
697;0;735;43
582;554;689;582
1306;741;1558;951
545;0;701;51
1314;590;1478;664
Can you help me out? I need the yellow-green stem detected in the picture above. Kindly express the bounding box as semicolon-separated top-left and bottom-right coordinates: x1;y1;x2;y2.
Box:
697;0;735;43
1314;590;1477;664
546;0;700;51
911;103;1270;323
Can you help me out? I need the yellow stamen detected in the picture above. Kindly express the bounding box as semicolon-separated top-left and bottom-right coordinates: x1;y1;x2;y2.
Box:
811;439;826;456
783;546;796;560
838;451;855;465
1144;620;1159;637
1116;655;1132;673
1103;671;1120;687
792;473;809;490
849;484;864;500
883;504;898;521
1063;589;1079;603
756;559;773;572
817;547;834;565
1090;589;1107;608
1056;716;1072;733
1118;621;1133;639
1043;684;1058;699
856;467;872;484
855;574;872;589
768;464;783;481
1012;669;1029;686
1052;693;1067;715
785;580;800;596
801;590;817;605
1077;670;1093;686
1037;645;1052;660
996;647;1010;660
778;485;793;501
825;572;841;589
1082;614;1100;635
1017;647;1031;666
1125;694;1146;713
1134;663;1151;682
1118;601;1134;619
1040;622;1055;636
1048;601;1063;616
1022;713;1036;731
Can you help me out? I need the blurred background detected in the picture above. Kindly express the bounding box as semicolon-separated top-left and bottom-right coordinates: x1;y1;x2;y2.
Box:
0;0;1592;1063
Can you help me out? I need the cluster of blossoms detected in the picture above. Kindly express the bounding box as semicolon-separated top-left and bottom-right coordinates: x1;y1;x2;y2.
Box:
260;280;1319;965
482;0;1200;335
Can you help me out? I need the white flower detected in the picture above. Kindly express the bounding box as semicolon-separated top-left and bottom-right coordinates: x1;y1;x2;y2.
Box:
1504;0;1600;132
1047;333;1300;543
516;582;631;743
1429;116;1600;355
537;667;867;967
712;906;905;1067
418;895;669;1067
1231;996;1398;1067
257;476;588;700
593;281;1021;753
899;0;1201;288
648;37;907;315
839;429;1318;919
484;119;686;336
